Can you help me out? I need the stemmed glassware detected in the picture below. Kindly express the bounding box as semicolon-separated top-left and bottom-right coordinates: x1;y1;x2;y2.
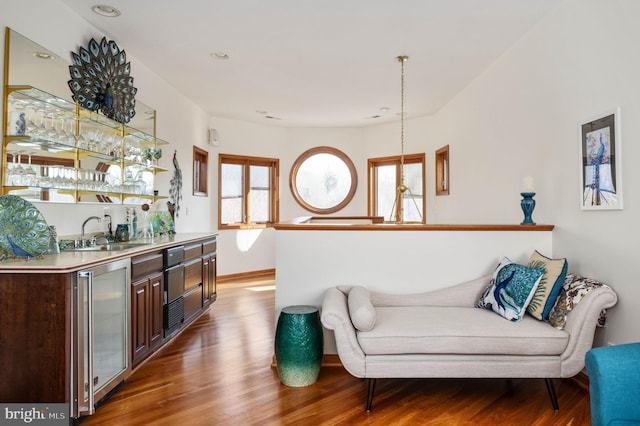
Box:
57;116;77;146
25;105;45;139
22;151;37;187
8;151;25;186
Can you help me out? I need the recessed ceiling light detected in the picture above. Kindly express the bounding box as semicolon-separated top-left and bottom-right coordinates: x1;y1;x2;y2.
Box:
211;52;230;60
256;110;268;115
379;107;390;112
33;52;55;60
91;4;121;17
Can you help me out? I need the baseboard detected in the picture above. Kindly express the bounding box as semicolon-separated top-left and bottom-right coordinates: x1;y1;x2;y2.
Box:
271;354;342;368
217;268;275;284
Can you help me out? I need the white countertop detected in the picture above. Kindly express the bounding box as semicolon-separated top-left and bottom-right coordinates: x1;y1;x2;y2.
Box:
0;233;218;273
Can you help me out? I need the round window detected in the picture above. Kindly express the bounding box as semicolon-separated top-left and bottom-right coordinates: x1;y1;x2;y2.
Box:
290;146;357;214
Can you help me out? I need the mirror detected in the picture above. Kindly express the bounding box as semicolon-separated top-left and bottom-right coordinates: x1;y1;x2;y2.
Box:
3;28;158;204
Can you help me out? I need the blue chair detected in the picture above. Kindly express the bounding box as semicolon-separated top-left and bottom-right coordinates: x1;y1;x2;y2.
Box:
585;343;640;426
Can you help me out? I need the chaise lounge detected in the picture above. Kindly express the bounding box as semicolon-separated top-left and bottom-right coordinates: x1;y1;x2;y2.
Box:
321;273;618;411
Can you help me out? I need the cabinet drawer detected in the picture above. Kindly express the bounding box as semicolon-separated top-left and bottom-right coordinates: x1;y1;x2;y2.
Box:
183;243;202;261
202;239;217;255
184;258;203;292
183;284;203;322
131;251;163;280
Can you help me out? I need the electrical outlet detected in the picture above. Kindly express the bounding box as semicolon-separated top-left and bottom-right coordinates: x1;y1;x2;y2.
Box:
607;342;615;346
103;207;111;217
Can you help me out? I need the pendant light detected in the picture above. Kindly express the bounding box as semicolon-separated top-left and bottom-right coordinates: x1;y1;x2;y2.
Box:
388;55;423;223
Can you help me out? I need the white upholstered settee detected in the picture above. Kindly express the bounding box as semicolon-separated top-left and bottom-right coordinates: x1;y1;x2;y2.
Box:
320;275;618;411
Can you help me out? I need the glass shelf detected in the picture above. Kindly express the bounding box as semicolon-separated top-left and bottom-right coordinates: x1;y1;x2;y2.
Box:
3;86;170;205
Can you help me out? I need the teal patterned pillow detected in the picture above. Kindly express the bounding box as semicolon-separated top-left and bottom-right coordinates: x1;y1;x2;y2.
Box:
476;257;545;322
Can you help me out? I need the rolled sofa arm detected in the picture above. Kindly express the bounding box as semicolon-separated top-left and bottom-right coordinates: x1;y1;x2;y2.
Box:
321;287;366;377
559;286;618;377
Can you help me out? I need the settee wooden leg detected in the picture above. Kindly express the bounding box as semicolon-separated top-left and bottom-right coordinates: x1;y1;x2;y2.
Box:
545;378;559;411
365;378;376;412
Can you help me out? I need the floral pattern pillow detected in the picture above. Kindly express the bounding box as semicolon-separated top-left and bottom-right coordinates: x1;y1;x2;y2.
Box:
547;274;609;329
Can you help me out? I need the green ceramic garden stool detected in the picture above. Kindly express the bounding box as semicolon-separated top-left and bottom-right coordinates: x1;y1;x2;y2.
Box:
275;305;323;387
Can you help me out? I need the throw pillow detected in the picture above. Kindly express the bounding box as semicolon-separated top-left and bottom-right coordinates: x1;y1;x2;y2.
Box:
526;250;568;321
476;257;544;322
348;286;376;331
548;274;609;329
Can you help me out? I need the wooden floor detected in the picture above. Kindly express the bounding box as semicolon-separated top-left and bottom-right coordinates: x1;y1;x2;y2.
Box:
79;275;592;426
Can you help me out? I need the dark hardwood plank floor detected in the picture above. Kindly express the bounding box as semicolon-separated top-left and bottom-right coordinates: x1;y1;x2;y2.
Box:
79;275;591;425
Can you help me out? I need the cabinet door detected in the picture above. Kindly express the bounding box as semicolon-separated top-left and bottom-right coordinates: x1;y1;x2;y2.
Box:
208;254;217;302
202;254;217;306
131;278;150;365
149;272;164;350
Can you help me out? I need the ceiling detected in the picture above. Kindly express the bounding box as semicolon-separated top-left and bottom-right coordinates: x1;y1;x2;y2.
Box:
58;0;563;128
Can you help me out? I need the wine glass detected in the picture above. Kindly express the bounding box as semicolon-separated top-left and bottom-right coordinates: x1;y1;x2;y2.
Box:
25;105;45;139
22;151;37;186
8;151;23;186
39;165;51;188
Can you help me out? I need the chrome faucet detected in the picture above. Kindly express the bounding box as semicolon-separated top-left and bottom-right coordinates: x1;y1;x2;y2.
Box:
80;216;102;248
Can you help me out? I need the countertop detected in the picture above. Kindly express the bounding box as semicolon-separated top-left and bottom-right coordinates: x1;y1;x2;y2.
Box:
0;232;218;273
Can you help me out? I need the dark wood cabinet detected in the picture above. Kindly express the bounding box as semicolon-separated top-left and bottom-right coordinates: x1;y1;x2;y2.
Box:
203;253;217;306
131;251;164;367
130;237;217;366
0;272;72;403
131;271;164;366
149;274;164;350
0;234;217;420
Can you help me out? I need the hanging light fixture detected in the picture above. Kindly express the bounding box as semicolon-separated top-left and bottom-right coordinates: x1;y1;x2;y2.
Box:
388;55;423;224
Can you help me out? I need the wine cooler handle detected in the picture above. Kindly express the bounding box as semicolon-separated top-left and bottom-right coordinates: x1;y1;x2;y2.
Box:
77;271;94;416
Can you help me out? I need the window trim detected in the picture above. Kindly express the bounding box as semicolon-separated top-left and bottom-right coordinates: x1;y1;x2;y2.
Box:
289;146;357;214
435;145;450;196
218;153;279;229
367;153;426;224
193;146;209;197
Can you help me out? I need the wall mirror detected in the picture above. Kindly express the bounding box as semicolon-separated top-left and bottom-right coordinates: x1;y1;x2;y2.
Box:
3;28;161;205
290;146;357;214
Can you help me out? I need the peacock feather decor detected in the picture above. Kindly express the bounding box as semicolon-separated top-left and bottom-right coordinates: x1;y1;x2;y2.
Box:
68;37;137;124
169;150;182;218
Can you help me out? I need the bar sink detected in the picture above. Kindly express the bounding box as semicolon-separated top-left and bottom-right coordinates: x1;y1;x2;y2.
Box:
70;243;149;252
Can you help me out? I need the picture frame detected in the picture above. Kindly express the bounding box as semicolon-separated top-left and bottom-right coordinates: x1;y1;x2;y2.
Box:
578;108;623;210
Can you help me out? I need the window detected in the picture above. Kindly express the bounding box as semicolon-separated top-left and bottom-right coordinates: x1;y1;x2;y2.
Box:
435;145;449;196
218;154;279;228
193;146;208;196
367;153;425;223
290;146;357;214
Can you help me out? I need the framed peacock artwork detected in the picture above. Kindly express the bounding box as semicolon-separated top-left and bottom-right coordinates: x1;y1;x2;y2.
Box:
578;108;623;211
67;37;137;124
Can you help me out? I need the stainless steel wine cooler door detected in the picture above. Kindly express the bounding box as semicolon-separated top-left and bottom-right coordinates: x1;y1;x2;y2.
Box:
74;258;131;418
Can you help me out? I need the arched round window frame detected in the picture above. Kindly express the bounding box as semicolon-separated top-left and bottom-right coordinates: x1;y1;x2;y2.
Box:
289;146;357;214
